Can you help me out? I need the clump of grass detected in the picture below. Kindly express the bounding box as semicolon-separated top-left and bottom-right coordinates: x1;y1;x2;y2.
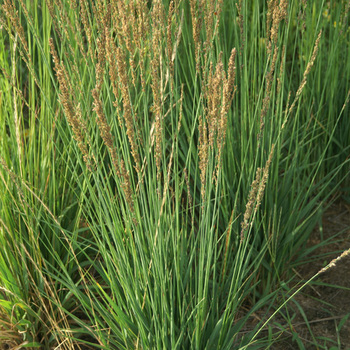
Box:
0;0;349;349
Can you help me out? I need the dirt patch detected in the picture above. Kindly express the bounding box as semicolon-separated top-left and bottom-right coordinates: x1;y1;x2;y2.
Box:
270;200;350;349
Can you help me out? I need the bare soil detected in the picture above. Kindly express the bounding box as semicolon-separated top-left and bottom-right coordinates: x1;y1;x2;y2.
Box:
269;200;350;349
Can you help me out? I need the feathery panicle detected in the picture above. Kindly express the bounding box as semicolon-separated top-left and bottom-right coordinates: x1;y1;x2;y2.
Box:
266;0;277;40
105;30;123;127
236;0;244;57
1;0;41;89
151;0;164;183
257;0;288;140
95;35;106;91
2;0;28;55
115;46;140;174
241;168;262;241
288;30;322;115
281;91;292;129
236;0;244;37
203;0;215;53
118;159;134;214
92;34;117;169
92;74;134;212
214;0;224;30
318;248;350;275
276;45;286;98
216;48;237;179
342;88;350;111
241;144;275;241
50;39;95;171
200;49;238;183
258;0;288;141
165;10;184;93
303;30;322;77
136;0;150;37
92;92;117;170
114;1;137;87
49;39;73;118
94;0;108;34
256;144;275;208
207;55;224;149
258;45;278;141
128;0;139;88
190;0;203;74
225;48;238;105
134;0;151;91
79;0;94;61
74;104;96;170
267;0;288;57
198;115;208;204
219;49;237;128
92;29;135;212
167;0;175;78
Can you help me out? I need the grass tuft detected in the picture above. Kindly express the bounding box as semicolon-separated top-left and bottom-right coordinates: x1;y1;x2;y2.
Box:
0;0;349;348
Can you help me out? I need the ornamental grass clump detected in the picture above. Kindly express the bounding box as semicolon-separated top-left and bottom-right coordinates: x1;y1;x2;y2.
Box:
0;0;349;349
